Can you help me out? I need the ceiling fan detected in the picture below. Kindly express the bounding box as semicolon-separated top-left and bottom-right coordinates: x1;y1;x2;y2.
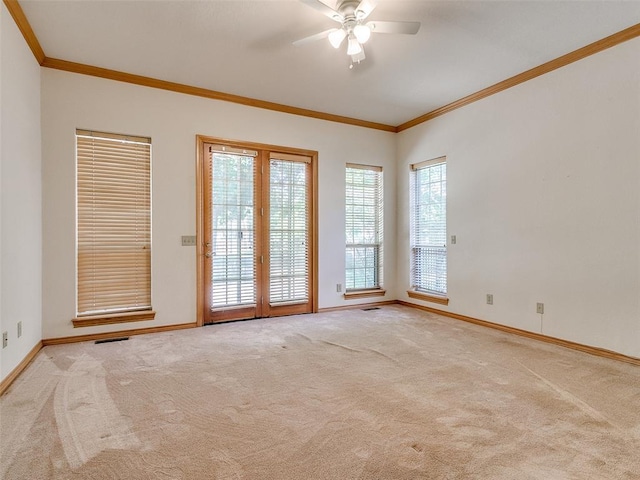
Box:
294;0;421;67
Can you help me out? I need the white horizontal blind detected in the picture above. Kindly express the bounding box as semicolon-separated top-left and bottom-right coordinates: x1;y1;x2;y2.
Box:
76;130;152;315
269;155;309;303
410;159;447;295
345;164;383;290
210;151;257;308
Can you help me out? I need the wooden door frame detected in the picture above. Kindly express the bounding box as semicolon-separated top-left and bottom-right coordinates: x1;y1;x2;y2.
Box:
195;135;318;327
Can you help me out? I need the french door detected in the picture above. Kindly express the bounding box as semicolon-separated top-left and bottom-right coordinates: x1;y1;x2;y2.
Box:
197;137;317;324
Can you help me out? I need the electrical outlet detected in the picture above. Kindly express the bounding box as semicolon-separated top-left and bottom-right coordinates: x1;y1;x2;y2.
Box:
336;283;342;293
486;294;493;305
17;321;22;338
2;332;7;349
181;235;196;246
537;303;544;314
451;235;457;245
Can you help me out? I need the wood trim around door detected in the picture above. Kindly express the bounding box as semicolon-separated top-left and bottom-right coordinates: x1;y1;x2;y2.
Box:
195;135;318;326
263;151;315;318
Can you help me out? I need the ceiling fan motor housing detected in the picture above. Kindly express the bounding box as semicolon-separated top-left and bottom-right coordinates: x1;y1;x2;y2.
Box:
337;0;368;29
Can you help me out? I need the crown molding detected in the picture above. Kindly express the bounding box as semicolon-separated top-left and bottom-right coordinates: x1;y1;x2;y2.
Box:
4;0;640;133
397;22;640;132
40;57;396;132
3;0;45;64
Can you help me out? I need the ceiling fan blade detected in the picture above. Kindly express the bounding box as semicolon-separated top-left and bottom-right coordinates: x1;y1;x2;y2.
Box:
355;0;377;20
293;28;339;47
367;21;421;35
299;0;344;23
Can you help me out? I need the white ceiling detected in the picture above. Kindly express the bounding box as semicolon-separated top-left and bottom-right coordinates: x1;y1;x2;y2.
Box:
19;0;640;127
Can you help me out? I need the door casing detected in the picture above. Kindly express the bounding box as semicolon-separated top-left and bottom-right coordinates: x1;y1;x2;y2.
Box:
196;135;318;326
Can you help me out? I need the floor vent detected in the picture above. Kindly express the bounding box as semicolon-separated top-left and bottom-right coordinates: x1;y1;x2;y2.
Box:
95;337;130;344
362;307;380;311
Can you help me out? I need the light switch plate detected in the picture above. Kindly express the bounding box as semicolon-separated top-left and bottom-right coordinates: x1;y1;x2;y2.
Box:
181;235;196;246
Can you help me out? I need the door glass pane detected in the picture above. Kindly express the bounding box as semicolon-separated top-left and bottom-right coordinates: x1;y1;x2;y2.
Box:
210;153;255;307
270;159;308;303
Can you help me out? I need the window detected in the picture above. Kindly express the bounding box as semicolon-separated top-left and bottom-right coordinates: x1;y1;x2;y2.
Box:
345;164;384;296
410;157;447;302
74;129;154;326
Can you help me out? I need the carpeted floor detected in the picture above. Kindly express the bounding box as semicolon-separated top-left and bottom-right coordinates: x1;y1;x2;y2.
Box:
1;305;640;479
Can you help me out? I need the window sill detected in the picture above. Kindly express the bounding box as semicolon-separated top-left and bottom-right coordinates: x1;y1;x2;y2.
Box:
344;289;386;300
72;310;156;328
407;290;449;306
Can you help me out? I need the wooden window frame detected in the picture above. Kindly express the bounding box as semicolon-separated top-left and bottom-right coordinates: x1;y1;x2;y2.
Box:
408;156;449;304
345;163;384;298
74;129;155;327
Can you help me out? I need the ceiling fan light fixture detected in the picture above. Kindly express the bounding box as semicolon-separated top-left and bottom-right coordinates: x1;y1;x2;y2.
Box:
295;0;421;67
347;34;362;55
328;29;347;48
353;24;371;44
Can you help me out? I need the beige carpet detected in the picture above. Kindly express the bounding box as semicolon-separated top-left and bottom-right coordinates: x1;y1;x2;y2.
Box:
2;305;640;479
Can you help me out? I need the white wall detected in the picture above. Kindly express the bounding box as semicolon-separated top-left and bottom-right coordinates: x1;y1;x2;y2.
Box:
41;69;397;339
17;8;640;360
1;3;43;380
397;37;640;357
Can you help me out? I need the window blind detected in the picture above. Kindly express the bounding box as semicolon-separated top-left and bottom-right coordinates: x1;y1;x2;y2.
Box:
209;151;257;308
269;154;310;303
76;130;152;316
345;164;383;291
410;159;447;295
